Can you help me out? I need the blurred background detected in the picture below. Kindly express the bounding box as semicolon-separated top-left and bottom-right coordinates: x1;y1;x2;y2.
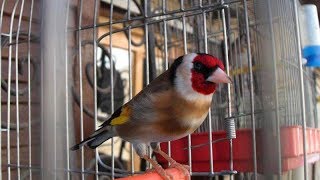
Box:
1;0;320;179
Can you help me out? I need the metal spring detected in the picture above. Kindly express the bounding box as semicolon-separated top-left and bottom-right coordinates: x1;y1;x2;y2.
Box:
224;117;236;139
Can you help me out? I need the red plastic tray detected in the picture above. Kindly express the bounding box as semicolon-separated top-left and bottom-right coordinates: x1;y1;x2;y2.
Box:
156;126;320;173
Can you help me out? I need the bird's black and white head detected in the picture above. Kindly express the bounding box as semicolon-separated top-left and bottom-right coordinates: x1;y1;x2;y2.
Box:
171;53;231;101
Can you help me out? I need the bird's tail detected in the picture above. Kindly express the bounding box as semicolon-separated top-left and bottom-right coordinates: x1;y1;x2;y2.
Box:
70;127;115;150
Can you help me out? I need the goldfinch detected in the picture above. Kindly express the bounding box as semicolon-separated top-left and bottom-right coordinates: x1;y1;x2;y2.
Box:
71;53;231;179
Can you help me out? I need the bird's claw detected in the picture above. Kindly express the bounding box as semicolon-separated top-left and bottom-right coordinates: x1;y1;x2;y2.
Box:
169;162;190;180
161;172;174;180
182;165;190;171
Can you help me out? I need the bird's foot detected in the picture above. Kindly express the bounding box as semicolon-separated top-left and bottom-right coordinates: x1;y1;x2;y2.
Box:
143;155;173;180
169;162;190;180
152;146;190;180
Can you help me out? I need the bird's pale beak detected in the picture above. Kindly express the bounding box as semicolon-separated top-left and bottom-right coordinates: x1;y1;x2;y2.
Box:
206;68;232;84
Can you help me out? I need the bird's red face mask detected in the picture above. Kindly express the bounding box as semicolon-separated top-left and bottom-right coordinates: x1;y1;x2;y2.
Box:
191;54;231;95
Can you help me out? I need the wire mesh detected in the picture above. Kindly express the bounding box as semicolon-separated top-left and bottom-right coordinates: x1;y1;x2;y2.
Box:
1;0;41;179
0;0;319;179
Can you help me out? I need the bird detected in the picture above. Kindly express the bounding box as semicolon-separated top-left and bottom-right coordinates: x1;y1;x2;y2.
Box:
70;53;231;179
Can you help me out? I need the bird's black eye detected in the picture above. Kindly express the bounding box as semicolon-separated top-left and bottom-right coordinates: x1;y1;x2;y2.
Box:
193;62;204;72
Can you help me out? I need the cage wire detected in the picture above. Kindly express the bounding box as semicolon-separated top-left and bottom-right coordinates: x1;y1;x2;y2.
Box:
0;0;319;179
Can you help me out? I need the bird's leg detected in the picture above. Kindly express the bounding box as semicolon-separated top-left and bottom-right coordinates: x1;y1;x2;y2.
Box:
153;147;190;179
142;155;173;180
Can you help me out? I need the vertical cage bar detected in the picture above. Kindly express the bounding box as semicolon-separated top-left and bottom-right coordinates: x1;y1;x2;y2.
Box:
293;0;308;179
40;3;44;177
129;28;135;174
163;1;172;165
53;14;57;180
28;0;34;179
77;0;85;179
144;1;150;85
0;1;4;179
127;0;135;174
243;0;257;178
202;10;214;174
266;0;282;177
93;0;99;179
180;0;184;10
163;5;168;71
65;0;70;179
181;1;192;173
221;3;233;174
109;0;115;178
144;0;152;169
15;0;26;179
162;0;166;16
7;1;20;179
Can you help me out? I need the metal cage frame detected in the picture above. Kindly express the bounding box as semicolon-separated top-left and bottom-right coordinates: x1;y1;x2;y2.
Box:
1;0;319;179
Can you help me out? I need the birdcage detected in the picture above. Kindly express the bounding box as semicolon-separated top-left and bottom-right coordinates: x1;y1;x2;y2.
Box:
1;0;319;179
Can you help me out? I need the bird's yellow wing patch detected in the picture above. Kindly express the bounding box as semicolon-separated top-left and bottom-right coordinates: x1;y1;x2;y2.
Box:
110;106;131;125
